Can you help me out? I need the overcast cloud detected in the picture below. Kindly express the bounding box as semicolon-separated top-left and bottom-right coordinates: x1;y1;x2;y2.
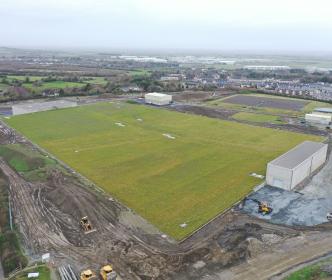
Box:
1;0;332;53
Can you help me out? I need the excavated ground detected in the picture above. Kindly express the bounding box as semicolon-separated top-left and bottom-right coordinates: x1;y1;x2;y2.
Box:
1;118;332;280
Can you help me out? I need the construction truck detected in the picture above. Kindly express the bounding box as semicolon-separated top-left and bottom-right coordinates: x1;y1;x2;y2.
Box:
80;216;97;234
80;270;97;280
100;265;117;280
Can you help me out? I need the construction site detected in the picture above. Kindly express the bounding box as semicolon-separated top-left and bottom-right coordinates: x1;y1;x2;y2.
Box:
1;93;332;280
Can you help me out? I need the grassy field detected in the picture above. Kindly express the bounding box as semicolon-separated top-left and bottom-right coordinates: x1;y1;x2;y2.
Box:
85;77;108;85
4;103;323;239
23;81;85;91
0;83;9;91
128;69;151;77
0;144;57;182
5;75;108;91
13;265;50;280
285;258;332;280
232;112;285;124
7;75;44;82
207;93;332;117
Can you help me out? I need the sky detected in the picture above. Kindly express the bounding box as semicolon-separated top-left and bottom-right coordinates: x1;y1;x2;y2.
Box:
1;0;332;53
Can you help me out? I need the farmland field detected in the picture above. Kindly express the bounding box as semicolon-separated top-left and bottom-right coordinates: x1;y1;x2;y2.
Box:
23;81;85;91
4;102;323;239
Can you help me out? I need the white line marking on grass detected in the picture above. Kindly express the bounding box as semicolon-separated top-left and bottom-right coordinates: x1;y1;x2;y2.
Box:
250;172;265;179
163;133;175;139
115;122;125;127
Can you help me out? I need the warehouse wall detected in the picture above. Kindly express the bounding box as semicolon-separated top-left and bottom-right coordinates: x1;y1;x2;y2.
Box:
266;164;292;190
305;114;331;125
268;144;328;190
291;157;312;189
311;145;328;172
145;95;172;106
12;101;77;115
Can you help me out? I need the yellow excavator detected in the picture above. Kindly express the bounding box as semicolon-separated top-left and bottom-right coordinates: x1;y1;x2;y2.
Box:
80;270;97;280
247;199;273;215
80;216;97;234
100;265;117;280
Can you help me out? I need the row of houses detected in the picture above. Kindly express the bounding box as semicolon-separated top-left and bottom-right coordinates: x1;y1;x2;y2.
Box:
224;78;332;101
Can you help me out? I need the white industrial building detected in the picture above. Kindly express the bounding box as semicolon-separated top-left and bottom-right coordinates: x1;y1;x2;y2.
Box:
266;141;328;190
144;92;172;106
305;113;332;125
12;100;78;115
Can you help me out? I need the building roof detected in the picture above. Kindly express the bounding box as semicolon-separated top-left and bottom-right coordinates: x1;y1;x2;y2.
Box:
314;108;332;114
145;92;172;98
269;141;327;170
12;100;77;110
305;113;332;120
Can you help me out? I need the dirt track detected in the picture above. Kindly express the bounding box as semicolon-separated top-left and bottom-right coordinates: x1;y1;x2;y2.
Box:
1;117;332;280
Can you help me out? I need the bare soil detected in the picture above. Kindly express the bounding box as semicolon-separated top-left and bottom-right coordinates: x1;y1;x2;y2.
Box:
222;95;308;111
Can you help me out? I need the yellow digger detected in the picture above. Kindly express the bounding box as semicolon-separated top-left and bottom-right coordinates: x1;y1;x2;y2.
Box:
100;265;117;280
80;216;97;234
248;199;273;215
80;270;97;280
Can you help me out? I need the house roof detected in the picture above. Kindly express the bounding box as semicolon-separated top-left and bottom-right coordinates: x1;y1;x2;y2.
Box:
269;141;327;170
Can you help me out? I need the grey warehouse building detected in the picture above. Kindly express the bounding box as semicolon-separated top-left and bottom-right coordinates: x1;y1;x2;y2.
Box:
266;141;328;190
12;100;77;115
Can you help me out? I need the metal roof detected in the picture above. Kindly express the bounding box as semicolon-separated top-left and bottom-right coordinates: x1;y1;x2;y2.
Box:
145;92;172;98
314;108;332;114
269;141;327;170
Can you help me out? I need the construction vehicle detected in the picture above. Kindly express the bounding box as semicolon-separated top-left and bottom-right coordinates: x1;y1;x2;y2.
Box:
80;216;97;234
100;265;117;280
80;270;97;280
258;201;273;215
327;212;332;221
248;199;273;215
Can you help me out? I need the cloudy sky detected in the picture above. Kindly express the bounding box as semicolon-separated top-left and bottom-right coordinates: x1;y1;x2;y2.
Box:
1;0;332;53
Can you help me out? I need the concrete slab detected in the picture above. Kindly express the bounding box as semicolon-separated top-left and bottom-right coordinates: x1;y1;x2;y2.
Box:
242;186;332;226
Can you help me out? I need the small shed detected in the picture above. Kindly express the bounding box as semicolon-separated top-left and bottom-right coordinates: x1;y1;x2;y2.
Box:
305;113;331;125
145;93;172;106
266;141;328;190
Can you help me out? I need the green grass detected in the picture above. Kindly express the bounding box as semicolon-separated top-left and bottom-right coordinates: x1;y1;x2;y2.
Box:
128;69;151;77
4;103;323;239
0;168;28;276
0;144;56;181
85;77;108;85
286;265;329;280
0;83;9;91
7;75;44;82
23;81;85;91
232;112;285;124
207;93;332;117
303;101;332;113
13;265;50;280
